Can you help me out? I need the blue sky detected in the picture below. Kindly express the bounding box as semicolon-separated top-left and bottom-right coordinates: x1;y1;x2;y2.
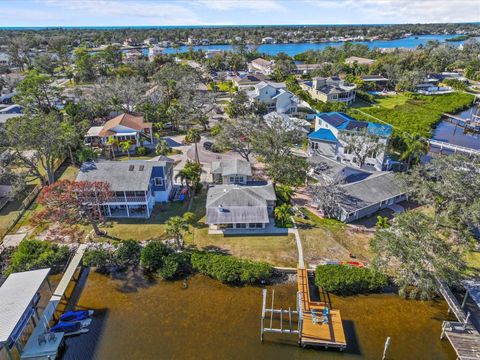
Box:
0;0;479;27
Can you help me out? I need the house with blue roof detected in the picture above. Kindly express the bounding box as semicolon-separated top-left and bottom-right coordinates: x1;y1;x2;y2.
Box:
307;112;392;171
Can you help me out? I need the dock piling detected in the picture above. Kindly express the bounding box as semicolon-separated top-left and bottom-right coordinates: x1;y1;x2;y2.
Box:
382;336;391;360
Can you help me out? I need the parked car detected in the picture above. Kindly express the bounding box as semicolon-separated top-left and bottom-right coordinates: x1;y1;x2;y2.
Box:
203;141;220;153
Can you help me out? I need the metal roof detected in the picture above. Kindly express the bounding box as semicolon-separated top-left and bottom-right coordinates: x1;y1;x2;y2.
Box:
308;128;338;142
76;159;173;192
0;268;50;344
206;183;276;224
211;159;252;177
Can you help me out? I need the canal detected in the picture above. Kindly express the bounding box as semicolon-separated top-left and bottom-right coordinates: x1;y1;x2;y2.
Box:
431;104;480;151
62;271;456;360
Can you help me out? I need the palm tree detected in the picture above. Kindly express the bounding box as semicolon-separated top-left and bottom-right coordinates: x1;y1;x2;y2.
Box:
275;184;294;204
185;128;201;163
274;203;293;228
155;138;171;156
120;141;131;159
400;133;429;170
166;216;189;249
106;136;119;160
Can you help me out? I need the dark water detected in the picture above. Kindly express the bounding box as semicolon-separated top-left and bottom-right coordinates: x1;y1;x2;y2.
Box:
62;272;456;360
159;35;480;56
431;105;480;151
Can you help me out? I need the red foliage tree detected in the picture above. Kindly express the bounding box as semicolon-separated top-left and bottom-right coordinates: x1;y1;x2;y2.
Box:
36;180;113;236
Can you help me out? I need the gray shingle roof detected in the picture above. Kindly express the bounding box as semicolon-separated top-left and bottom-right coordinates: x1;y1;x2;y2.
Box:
338;172;405;213
211;159;252;177
206;183;276;224
76;159;173;192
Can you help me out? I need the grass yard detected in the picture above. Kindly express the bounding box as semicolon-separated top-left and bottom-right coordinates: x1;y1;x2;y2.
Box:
294;209;374;265
349;92;475;137
373;94;409;109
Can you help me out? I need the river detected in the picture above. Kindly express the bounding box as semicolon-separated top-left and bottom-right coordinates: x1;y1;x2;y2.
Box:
62;271;456;360
156;34;480;56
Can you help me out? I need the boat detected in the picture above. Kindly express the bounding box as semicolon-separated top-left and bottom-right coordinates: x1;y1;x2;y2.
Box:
50;319;92;335
59;310;94;322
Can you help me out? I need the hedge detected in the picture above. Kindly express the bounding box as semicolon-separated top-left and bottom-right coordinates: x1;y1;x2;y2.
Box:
190;252;273;284
315;265;387;295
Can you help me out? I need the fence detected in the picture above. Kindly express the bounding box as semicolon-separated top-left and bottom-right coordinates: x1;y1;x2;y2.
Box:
0;157;66;240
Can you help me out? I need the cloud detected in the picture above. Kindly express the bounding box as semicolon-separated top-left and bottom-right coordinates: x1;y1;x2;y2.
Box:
195;0;286;12
41;0;204;25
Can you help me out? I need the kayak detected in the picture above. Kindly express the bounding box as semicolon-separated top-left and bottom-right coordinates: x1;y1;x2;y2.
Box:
59;310;94;322
50;319;92;333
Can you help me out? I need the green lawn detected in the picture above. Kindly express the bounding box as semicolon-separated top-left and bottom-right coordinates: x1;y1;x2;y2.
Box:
373;94;409;109
349;92;475;137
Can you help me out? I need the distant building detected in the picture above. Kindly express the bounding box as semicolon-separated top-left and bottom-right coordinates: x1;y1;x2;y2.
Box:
143;37;158;45
123;38;138;47
301;77;356;104
261;37;274;44
360;75;389;89
205;49;223;59
345;56;375;66
76;158;175;218
148;45;163;60
263;112;311;134
308;112;392;171
248;58;275;75
0;53;10;67
123;49;143;63
295;63;324;74
246;81;298;114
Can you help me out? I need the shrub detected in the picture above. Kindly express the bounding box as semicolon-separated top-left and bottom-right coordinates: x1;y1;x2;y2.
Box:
356;90;375;103
140;241;171;272
115;240;141;267
7;239;70;275
83;248;112;272
135;146;149;156
315;265;387;295
182;212;196;224
157;254;180;280
191;252;273;284
210;123;222;137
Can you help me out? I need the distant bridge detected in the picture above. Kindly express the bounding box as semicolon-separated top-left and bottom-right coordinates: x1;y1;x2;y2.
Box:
427;139;480;156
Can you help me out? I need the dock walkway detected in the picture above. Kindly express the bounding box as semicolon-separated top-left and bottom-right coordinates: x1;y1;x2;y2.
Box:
437;279;480;360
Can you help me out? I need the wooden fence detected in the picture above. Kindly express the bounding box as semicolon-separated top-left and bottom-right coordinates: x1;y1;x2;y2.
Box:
0;157;66;240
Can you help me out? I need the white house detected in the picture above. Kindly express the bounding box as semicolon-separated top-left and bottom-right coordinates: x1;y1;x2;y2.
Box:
263;112;311;134
248;58;275;75
148;45;163;60
205;49;223;59
84;113;154;151
76;158;174;218
246;81;298;114
308;112;392;171
301;77;356;104
211;159;253;185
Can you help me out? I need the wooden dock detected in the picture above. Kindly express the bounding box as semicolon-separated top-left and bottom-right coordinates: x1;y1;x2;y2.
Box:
427;139;480;156
296;268;346;349
437;279;480;360
443;113;480;133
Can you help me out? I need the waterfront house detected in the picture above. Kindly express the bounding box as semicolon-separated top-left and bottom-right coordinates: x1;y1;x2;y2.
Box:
123;49;143;63
309;155;406;222
211;159;252;185
295;63;324;75
205;182;277;233
335;171;406;222
300;77;356;104
246;81;298;114
76;158;174;218
84;113;154;151
308;112;392;171
205;49;223;59
148;45;163;60
345;56;375;66
232;74;267;89
261;37;274;44
248;58;276;75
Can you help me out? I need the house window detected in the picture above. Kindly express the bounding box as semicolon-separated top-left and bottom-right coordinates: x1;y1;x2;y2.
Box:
154;177;163;186
229;176;244;184
310;142;318;150
236;223;247;229
249;223;263;228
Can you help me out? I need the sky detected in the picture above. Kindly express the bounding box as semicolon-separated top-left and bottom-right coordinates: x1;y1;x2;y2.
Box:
0;0;479;27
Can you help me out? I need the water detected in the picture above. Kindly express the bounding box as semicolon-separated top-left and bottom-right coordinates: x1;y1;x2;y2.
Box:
62;271;455;360
432;105;480;150
160;35;480;56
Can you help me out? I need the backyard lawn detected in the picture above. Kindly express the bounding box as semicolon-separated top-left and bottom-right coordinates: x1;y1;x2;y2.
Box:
294;209;374;265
